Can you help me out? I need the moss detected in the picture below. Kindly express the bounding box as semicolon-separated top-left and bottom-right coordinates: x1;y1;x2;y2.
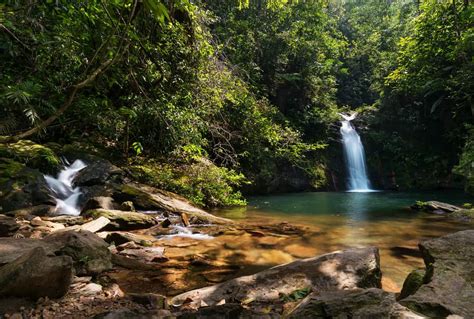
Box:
128;159;247;208
398;269;425;300
0;140;60;173
451;209;474;222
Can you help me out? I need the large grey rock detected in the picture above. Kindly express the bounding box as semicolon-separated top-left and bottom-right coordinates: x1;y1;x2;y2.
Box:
0;230;112;276
289;288;423;319
0;246;73;299
399;230;474;317
45;230;112;275
171;247;381;308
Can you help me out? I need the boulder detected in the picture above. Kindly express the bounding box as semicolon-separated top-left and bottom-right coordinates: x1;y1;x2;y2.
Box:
103;231;156;246
171;247;381;308
0;247;73;299
84;209;157;230
0;214;19;236
0;230;112;276
44;230;112;275
0;158;54;213
289;288;423;318
5;205;55;218
411;201;461;214
73;160;123;186
113;183;232;225
399;230;474;317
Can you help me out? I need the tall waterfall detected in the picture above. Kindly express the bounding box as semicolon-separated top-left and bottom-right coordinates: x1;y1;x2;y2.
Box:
44;159;87;216
339;113;373;192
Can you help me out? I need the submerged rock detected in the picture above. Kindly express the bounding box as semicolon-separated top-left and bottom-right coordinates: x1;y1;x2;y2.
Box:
411;200;461;214
399;230;474;317
0;247;73;299
171;247;381;308
289;288;423;318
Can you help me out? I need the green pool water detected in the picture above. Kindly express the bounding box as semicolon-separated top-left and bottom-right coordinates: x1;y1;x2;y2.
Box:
216;191;473;290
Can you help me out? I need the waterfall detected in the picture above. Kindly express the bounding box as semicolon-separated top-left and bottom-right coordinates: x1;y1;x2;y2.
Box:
44;159;87;216
339;113;373;192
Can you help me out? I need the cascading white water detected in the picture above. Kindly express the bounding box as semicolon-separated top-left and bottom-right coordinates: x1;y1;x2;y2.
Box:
44;159;87;216
339;113;373;192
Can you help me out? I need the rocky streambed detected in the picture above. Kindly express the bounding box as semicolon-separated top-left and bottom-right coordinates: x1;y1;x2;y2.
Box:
0;156;473;318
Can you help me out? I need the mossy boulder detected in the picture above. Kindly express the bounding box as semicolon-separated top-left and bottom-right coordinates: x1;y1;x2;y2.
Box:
112;183;233;225
0;140;60;173
0;158;54;213
398;269;425;300
84;209;157;231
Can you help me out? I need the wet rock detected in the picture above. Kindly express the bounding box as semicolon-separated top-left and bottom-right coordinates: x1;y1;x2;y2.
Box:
0;214;19;236
84;209;157;231
116;242;167;262
0;247;73;299
289;288;423;319
45;230;112;275
411;201;461;214
171;247;381;308
73;160;123;186
112;183;232;225
399;230;474;318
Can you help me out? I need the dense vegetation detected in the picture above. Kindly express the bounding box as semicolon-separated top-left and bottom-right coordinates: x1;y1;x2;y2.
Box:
1;0;473;207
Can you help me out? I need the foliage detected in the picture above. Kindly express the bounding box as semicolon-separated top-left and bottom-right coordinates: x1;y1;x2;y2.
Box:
453;125;474;194
1;0;473;200
279;287;311;303
128;157;247;208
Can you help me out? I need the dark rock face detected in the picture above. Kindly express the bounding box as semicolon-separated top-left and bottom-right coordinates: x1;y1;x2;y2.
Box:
399;230;474;318
398;269;425;300
0;159;54;213
289;288;422;318
74;160;123;187
44;230;113;275
0;247;73;299
0;214;19;236
171;247;382;308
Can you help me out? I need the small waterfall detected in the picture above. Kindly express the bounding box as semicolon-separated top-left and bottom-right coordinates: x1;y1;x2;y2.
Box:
44;159;87;216
162;225;213;240
339;113;373;192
